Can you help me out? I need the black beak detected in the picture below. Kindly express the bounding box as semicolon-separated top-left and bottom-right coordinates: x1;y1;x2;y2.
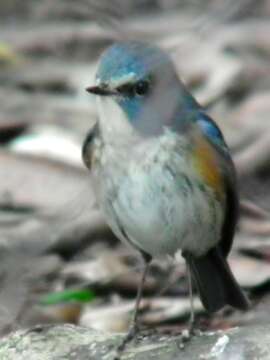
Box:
86;85;115;96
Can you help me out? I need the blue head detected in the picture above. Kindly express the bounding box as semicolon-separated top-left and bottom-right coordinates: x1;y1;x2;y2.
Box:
87;41;199;137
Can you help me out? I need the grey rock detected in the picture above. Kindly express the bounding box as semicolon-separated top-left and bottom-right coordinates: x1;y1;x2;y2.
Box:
0;323;270;359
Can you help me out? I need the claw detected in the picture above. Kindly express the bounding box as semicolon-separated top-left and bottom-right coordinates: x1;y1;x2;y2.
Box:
114;324;139;360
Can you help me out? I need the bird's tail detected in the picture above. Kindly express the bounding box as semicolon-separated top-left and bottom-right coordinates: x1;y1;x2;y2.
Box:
184;247;249;313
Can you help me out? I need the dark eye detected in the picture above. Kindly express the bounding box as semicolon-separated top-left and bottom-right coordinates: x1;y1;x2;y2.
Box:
134;80;150;96
116;84;133;95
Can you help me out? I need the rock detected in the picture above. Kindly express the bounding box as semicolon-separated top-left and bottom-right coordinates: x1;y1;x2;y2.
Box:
1;323;270;359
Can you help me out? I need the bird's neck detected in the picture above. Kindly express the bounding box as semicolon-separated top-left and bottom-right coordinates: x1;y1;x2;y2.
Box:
96;96;140;147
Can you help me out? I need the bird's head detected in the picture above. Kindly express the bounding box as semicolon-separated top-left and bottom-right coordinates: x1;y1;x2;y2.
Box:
87;41;199;139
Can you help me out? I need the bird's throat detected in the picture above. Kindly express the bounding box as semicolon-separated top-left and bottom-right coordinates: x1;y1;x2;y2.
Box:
96;96;138;146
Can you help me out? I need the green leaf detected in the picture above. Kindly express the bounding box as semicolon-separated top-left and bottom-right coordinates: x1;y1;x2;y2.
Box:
39;289;96;306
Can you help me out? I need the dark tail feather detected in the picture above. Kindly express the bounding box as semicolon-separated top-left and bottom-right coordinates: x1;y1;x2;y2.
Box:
184;248;249;313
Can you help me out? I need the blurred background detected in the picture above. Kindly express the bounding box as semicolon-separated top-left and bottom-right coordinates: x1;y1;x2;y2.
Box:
1;0;270;337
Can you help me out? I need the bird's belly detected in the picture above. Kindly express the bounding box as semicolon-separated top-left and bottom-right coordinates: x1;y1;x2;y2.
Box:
95;153;224;258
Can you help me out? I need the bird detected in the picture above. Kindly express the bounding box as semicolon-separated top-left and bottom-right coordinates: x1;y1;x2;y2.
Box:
82;41;249;350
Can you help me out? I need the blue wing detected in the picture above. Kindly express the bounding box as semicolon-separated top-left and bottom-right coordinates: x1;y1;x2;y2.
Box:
196;112;230;157
196;112;238;257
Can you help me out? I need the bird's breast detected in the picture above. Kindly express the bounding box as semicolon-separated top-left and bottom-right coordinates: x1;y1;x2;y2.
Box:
92;130;224;257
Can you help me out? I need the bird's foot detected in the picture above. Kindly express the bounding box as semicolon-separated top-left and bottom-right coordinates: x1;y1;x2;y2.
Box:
113;322;139;360
177;323;201;350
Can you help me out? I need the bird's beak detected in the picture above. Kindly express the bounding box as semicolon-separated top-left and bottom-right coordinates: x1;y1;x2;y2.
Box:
86;85;115;96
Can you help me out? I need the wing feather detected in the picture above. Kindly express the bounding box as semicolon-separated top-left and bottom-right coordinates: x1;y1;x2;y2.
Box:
196;113;239;257
82;122;99;170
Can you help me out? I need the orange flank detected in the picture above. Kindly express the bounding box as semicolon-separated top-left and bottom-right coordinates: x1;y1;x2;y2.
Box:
192;135;224;198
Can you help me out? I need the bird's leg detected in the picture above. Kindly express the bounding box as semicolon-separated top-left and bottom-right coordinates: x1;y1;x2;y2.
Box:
127;256;151;337
114;254;152;359
187;262;195;334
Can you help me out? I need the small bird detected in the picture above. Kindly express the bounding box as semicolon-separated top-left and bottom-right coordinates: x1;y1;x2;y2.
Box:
82;41;249;347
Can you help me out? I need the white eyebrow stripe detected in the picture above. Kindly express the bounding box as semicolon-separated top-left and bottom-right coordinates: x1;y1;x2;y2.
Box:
96;77;102;85
110;72;137;87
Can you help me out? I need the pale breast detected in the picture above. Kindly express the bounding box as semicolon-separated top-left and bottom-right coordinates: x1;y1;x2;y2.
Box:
92;131;225;258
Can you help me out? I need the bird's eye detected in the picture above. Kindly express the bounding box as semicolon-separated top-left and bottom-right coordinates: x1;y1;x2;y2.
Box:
116;84;133;95
134;80;150;96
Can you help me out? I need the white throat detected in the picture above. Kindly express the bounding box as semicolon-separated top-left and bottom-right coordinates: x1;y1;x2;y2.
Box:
96;96;138;145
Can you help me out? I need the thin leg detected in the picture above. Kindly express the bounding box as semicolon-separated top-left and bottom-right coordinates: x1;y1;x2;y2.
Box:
132;258;151;327
187;263;195;332
114;255;151;359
